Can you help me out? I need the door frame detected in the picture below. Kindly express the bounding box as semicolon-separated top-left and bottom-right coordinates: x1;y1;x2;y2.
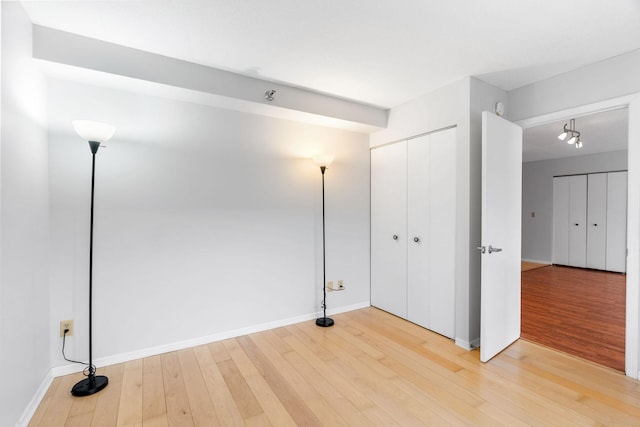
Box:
515;93;639;379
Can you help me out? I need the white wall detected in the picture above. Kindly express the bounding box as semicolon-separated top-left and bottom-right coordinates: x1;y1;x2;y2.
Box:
508;49;640;121
522;150;628;263
48;79;371;368
0;3;50;426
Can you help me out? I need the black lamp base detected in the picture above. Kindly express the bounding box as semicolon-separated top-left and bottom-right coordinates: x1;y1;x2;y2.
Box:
316;317;334;327
71;375;108;396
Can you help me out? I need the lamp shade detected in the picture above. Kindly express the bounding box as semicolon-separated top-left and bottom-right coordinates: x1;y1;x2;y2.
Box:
72;120;116;143
312;154;334;168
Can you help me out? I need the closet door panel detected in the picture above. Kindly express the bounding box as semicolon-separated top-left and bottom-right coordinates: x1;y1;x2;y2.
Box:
426;128;456;338
552;177;570;265
407;135;431;328
586;173;607;270
568;175;587;267
606;171;627;272
371;142;408;317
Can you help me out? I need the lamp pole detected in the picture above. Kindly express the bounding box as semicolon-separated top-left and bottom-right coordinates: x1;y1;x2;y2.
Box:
315;163;334;327
71;121;114;396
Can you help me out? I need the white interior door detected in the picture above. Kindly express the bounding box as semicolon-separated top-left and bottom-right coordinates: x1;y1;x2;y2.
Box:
606;171;628;273
587;173;607;270
569;175;587;267
407;135;431;328
371;142;408;318
427;128;456;338
480;111;522;363
552;176;570;265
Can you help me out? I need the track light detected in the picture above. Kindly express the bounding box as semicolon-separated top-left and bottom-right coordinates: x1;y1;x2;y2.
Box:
265;89;276;101
558;118;582;149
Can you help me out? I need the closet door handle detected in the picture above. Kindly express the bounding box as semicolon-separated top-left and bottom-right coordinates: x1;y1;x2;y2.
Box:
392;235;399;240
574;223;579;226
413;237;420;243
593;223;598;227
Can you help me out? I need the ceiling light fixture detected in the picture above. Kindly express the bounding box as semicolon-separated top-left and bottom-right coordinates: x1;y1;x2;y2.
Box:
558;118;583;149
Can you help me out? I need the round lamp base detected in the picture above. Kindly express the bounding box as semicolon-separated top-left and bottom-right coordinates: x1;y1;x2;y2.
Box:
71;375;109;396
315;317;335;327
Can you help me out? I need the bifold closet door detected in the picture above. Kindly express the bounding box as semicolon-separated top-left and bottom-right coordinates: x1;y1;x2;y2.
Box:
370;142;407;318
568;175;587;267
552;176;570;265
606;171;627;272
406;135;430;328
425;128;456;338
586;173;607;270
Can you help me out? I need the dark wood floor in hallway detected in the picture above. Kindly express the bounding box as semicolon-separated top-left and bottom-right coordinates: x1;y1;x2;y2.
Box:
521;265;626;372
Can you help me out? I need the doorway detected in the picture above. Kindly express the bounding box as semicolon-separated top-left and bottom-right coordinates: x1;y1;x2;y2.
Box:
520;108;628;371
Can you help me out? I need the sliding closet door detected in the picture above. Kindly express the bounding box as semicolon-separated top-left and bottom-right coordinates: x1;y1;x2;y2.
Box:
606;171;628;272
586;173;607;270
552;176;570;265
568;175;587;268
371;142;408;318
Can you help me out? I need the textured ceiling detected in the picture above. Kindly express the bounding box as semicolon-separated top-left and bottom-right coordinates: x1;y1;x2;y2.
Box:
21;0;640;108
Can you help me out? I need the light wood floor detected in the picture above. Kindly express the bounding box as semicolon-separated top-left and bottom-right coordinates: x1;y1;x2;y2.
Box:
522;265;626;372
30;307;640;426
521;261;550;272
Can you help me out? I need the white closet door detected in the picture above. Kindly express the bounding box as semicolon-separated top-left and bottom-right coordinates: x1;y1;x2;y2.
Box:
407;135;431;329
427;128;456;338
606;171;627;272
553;176;570;265
587;173;607;270
371;142;408;317
569;175;587;267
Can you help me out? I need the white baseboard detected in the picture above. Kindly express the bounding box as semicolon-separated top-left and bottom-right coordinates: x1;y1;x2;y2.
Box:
455;337;480;350
16;370;53;427
522;258;551;264
52;300;371;378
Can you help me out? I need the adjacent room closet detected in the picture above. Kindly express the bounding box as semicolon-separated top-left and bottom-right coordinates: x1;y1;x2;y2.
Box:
552;171;627;272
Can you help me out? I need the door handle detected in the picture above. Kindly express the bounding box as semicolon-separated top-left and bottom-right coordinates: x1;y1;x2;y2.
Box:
593;223;598;227
476;246;486;254
574;223;579;226
488;245;502;254
413;237;420;243
392;234;399;240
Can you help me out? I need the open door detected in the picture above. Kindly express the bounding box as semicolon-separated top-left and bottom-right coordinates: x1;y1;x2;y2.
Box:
480;111;523;362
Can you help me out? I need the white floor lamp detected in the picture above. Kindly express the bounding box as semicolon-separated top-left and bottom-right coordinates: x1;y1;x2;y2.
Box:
70;120;116;396
313;154;335;327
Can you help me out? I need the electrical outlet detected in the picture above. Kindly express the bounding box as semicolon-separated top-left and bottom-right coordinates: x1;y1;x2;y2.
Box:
338;280;344;290
60;320;74;337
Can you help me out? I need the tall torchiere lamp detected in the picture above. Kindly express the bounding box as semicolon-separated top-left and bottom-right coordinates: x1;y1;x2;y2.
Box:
71;120;116;396
312;154;335;327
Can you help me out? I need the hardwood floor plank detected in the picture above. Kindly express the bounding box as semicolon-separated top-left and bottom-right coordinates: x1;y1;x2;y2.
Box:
142;355;168;427
521;265;625;371
217;358;263;420
247;332;347;426
177;349;219;426
92;363;125;427
192;344;245;426
160;352;194;426
224;338;297;427
28;376;61;426
116;359;143;427
30;307;640;427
